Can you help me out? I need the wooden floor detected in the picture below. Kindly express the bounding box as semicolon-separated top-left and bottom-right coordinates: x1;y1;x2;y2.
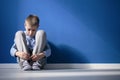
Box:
0;68;120;80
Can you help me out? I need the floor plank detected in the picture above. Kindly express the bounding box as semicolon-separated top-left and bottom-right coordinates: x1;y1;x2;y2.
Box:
0;68;120;80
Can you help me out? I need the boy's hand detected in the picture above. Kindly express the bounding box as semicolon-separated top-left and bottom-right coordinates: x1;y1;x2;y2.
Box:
30;54;40;61
30;53;45;61
16;51;30;60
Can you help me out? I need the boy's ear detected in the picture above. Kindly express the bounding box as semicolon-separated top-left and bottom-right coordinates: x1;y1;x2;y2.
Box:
24;23;27;28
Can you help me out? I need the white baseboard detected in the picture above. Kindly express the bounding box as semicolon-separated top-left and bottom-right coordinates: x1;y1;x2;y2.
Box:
0;63;120;69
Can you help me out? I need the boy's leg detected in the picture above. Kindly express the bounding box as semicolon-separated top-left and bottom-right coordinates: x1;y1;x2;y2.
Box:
32;30;47;69
14;31;31;70
33;30;46;54
15;31;28;53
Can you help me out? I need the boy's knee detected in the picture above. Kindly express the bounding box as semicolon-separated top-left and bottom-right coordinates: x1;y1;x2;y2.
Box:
36;30;46;36
15;31;24;36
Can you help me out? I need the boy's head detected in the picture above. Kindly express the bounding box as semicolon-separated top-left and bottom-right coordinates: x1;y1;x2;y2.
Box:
24;14;40;37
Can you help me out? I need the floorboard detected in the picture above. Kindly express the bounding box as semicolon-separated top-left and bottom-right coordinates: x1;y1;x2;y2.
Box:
0;68;120;80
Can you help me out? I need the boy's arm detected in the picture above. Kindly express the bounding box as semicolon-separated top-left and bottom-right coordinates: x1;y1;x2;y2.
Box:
10;43;18;57
10;44;30;60
43;43;51;57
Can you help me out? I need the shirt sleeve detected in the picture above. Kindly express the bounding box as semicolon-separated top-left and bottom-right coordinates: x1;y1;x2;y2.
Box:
10;43;18;57
43;44;51;57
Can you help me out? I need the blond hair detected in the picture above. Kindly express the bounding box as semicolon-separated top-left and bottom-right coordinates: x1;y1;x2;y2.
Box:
25;14;40;27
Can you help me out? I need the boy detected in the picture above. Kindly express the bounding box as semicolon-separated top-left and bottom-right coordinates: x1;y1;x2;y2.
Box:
10;14;51;71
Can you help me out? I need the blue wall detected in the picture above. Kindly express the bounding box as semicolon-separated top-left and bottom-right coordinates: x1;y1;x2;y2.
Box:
0;0;120;63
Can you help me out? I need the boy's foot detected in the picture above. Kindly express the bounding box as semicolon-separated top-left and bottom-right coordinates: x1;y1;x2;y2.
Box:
32;65;40;70
32;61;41;70
22;61;32;71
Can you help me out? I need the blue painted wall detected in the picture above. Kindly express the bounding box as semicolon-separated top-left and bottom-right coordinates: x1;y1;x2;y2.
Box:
0;0;120;63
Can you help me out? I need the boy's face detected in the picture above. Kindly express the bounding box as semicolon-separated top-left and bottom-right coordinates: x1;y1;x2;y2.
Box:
25;21;38;37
